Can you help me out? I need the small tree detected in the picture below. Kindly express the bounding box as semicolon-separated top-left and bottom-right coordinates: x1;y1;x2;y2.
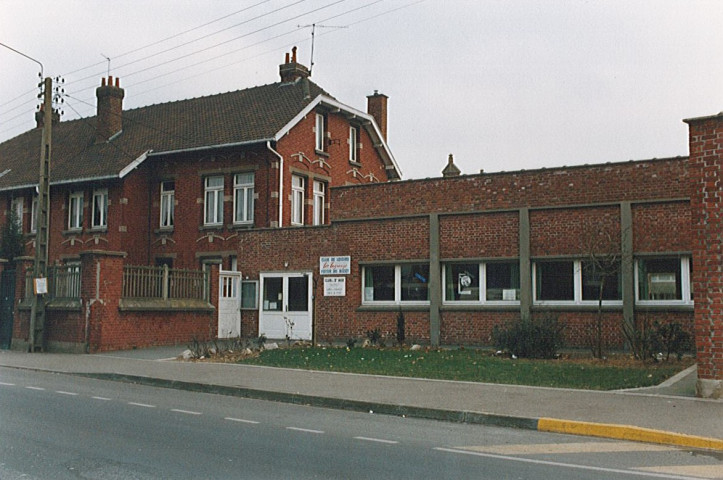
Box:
581;220;622;358
0;208;24;261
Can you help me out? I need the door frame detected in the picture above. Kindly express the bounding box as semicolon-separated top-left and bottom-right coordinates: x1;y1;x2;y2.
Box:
259;271;313;341
218;270;242;338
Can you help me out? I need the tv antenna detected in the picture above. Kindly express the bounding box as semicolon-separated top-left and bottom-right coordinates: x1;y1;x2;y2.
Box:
298;23;347;74
100;53;111;77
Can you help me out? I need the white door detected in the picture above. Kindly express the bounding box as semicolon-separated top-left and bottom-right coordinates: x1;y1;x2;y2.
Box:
218;270;241;338
259;272;313;340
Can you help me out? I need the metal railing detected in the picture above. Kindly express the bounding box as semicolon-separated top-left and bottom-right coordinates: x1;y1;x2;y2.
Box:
122;265;207;301
25;265;81;300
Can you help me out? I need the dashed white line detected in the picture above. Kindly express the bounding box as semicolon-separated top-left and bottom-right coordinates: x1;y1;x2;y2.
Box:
354;436;398;445
171;409;202;415
26;386;45;391
92;396;112;401
286;427;324;434
225;417;260;424
128;402;156;408
56;390;79;396
0;382;15;386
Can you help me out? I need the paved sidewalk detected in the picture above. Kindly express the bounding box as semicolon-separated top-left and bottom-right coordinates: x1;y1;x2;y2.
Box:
1;347;721;451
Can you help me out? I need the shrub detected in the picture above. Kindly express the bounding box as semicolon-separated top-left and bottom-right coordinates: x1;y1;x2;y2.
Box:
651;321;693;361
365;328;382;346
493;315;564;359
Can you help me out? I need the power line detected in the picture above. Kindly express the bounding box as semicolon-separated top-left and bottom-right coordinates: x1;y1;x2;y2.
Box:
62;0;311;89
60;0;275;78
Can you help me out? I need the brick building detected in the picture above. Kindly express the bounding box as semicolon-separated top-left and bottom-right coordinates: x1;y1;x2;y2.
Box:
0;50;399;352
233;114;721;399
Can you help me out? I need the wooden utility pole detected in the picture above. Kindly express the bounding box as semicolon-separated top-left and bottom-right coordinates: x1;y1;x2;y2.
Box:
28;76;52;352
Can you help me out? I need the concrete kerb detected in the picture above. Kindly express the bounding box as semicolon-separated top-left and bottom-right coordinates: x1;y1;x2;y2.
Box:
70;371;722;453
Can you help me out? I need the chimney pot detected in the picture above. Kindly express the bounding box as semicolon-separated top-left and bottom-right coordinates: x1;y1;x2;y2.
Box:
279;47;310;83
292;46;297;63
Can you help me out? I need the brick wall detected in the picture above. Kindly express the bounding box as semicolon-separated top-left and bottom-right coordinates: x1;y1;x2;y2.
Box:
685;113;723;393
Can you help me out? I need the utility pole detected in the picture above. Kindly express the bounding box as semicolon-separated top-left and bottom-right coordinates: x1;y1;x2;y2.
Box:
28;76;52;352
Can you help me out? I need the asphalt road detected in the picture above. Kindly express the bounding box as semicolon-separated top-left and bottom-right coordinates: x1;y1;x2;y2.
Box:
0;367;720;479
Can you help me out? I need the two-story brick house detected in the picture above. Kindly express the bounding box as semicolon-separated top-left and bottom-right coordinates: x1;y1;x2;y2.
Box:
0;49;400;350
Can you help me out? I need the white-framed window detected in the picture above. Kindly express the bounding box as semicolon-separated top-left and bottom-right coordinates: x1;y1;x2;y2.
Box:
160;180;175;228
233;172;254;225
312;180;325;226
291;175;305;226
30;195;38;233
635;256;693;305
10;197;23;231
68;191;84;230
533;259;622;305
315;113;326;151
204;176;224;226
349;125;359;163
362;264;430;305
241;280;259;309
443;261;521;304
91;188;108;229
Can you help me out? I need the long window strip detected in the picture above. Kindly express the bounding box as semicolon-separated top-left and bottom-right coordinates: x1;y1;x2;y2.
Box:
205;176;224;225
291;175;305;225
234;173;254;224
92;190;108;228
160;181;175;228
69;192;83;229
313;180;325;225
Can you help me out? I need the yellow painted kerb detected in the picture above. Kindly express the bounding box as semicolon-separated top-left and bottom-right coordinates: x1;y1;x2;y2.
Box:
538;418;723;452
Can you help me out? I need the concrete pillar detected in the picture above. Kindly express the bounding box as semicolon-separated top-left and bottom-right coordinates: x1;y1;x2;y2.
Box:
429;214;441;346
519;208;531;320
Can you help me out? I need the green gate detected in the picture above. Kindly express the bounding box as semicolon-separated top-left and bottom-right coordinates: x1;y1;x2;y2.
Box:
0;267;16;349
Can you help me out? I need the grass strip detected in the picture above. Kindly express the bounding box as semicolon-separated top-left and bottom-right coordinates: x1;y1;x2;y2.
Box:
239;347;690;390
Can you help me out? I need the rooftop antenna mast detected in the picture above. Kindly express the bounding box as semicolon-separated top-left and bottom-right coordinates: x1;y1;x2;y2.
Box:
298;23;347;75
101;53;111;77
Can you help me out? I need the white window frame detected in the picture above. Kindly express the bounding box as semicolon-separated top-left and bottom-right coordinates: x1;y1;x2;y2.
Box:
312;180;325;226
361;264;430;306
10;197;23;231
233;172;254;225
442;262;521;305
68;191;84;230
349;125;359;163
160;180;175;229
241;279;259;310
634;256;693;306
291;175;305;226
91;188;108;229
315;113;326;151
204;176;224;226
532;259;623;306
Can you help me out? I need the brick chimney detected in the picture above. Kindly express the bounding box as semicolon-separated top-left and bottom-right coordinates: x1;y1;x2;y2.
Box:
279;47;310;83
367;90;388;141
35;105;60;129
95;76;124;142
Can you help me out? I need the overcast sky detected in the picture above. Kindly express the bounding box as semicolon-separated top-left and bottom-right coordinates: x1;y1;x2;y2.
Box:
2;0;722;179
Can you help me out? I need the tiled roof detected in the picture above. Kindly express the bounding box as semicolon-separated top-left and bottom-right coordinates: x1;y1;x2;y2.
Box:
0;79;329;190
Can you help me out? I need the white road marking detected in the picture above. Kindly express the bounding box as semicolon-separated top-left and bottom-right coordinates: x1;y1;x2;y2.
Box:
55;391;79;396
354;436;398;445
225;417;260;424
0;382;15;386
286;427;324;434
171;409;202;415
128;402;156;408
92;396;112;401
26;386;45;391
434;448;703;480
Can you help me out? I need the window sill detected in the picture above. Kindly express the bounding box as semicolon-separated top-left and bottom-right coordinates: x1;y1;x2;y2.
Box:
89;227;108;233
119;298;214;312
348;160;362;168
358;304;430;312
315;149;330;157
154;227;174;234
199;224;224;231
228;222;254;231
62;229;84;236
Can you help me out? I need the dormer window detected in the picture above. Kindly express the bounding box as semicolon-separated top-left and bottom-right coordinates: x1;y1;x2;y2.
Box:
315;113;326;152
